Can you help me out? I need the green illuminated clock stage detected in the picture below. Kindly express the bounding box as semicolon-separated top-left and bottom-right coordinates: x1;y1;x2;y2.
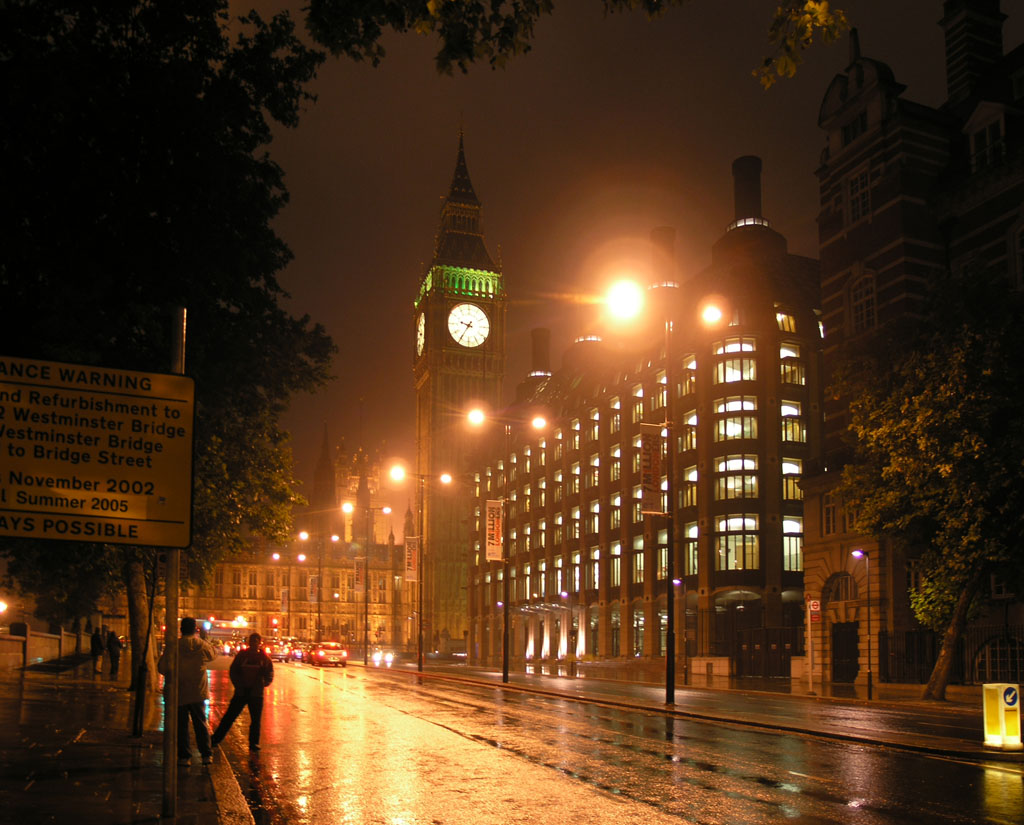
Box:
447;303;490;348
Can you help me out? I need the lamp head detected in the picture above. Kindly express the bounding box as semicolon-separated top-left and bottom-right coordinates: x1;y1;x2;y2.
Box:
606;279;644;321
851;549;867;559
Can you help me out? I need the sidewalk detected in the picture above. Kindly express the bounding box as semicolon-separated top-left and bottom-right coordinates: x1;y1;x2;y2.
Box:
0;655;251;825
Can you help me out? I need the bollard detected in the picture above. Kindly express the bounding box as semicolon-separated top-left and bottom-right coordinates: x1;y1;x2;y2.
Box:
982;683;1022;750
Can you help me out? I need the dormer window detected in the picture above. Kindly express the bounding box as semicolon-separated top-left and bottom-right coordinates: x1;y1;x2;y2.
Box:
841;111;867;147
971;119;1004;172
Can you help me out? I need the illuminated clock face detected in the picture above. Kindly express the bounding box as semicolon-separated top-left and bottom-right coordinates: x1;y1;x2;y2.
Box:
447;303;490;348
416;312;425;356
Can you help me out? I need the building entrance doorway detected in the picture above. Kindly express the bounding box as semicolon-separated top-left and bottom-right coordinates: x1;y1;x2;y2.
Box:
832;621;860;682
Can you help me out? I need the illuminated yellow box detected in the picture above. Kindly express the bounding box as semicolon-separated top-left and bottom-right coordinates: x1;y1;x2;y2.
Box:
983;683;1022;750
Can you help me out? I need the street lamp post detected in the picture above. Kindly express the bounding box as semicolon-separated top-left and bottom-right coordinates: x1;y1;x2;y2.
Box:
560;558;578;676
272;551;306;638
502;423;512;684
607;279;724;704
851;549;872;700
416;474;425;672
364;508;370;665
343;501;391;665
388;465;453;673
661;296;677;705
298;531;338;643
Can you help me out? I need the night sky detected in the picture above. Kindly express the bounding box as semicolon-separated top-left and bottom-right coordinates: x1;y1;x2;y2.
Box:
253;1;1023;499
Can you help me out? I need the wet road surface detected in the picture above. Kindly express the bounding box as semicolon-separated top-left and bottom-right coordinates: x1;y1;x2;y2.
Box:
208;662;1024;825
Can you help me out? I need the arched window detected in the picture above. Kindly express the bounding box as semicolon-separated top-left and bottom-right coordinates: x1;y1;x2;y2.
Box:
823;571;857;604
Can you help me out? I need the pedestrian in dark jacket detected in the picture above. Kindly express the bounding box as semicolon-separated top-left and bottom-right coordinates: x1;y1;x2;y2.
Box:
211;632;273;752
106;630;122;677
90;629;104;674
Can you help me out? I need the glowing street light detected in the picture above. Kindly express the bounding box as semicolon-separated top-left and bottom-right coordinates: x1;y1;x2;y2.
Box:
701;303;723;325
606;278;645;320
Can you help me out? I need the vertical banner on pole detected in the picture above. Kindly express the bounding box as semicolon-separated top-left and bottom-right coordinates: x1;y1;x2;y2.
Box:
405;537;420;582
280;588;289;615
308;575;318;602
354;559;365;594
485;500;503;561
640;423;666;515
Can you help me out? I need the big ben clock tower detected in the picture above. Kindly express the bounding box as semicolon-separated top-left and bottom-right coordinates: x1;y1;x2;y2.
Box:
414;135;505;652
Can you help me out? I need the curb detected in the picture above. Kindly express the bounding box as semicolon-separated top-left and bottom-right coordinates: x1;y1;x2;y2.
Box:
210;749;255;825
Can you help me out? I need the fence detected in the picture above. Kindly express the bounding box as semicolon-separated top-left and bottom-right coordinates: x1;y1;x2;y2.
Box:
879;625;1024;685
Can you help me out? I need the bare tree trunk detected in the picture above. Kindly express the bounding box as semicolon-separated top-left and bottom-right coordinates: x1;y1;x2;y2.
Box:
123;550;160;692
922;574;982;701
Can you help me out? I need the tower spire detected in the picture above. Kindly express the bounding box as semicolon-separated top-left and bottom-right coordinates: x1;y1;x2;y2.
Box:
447;132;480;206
432;133;496;271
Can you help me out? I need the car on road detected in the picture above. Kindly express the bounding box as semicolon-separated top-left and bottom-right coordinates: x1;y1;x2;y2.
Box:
310;642;348;667
265;638;298;662
371;648;394;668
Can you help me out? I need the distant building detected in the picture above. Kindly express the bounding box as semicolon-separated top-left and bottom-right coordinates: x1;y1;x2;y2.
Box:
466;158;822;679
181;430;414;656
803;0;1024;688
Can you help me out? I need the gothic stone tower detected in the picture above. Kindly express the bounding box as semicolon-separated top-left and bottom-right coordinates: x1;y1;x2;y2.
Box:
413;136;506;652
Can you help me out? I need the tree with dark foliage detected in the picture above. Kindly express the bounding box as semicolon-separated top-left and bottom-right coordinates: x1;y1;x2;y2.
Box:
835;268;1024;700
0;0;333;685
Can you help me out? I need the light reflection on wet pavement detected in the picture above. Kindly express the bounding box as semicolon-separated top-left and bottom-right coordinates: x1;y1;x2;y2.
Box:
208;662;1023;825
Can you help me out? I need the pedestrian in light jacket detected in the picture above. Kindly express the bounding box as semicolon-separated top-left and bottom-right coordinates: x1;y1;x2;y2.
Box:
158;616;216;765
211;632;273;752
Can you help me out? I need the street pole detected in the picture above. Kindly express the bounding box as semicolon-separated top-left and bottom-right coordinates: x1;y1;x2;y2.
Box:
363;505;374;665
865;554;873;700
502;423;511;684
162;306;186;818
317;535;323;644
852;548;872;700
664;313;676;705
417;475;425;673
